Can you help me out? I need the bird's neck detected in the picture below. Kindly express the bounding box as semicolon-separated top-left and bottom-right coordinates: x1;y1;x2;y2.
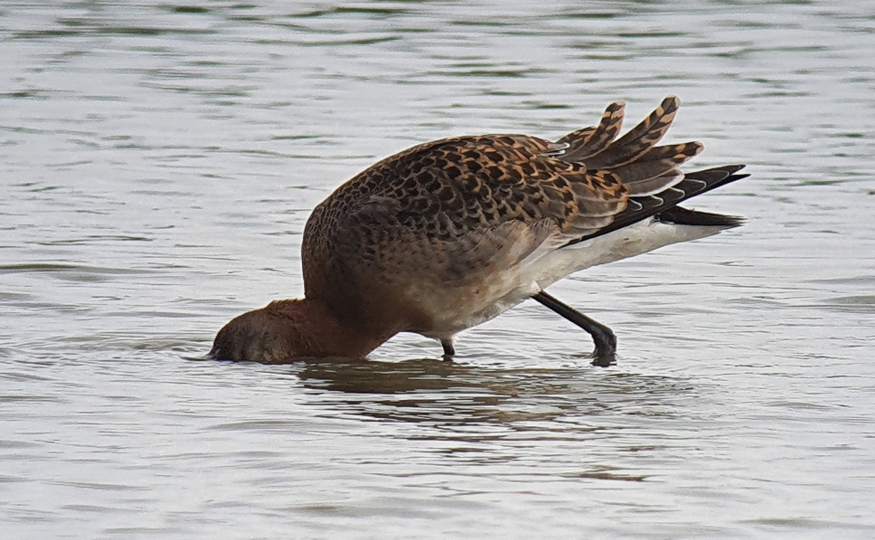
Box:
211;298;390;362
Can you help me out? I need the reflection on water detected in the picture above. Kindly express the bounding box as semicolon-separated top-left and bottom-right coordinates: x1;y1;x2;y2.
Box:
298;357;689;424
294;356;702;483
3;0;875;537
293;356;698;487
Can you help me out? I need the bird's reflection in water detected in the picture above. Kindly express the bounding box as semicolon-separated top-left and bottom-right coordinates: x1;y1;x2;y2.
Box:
296;356;695;430
299;357;468;394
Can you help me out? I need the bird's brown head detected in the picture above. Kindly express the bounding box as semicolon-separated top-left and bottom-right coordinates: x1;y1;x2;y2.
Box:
209;298;386;363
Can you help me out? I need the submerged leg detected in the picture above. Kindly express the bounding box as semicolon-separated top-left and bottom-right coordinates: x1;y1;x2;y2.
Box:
532;291;617;366
440;338;455;360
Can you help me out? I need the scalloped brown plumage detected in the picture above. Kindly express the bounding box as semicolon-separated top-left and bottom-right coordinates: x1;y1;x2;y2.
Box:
211;96;747;363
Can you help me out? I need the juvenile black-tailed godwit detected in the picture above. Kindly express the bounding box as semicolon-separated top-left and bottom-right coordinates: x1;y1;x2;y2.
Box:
210;96;746;364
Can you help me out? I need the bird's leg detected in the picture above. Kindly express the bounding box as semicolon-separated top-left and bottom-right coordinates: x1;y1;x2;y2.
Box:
440;338;455;360
532;290;617;366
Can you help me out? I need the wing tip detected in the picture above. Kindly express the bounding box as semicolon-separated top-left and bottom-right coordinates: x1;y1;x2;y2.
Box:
656;206;746;228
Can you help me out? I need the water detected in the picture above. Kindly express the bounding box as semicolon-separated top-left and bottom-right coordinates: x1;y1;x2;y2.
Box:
2;1;875;538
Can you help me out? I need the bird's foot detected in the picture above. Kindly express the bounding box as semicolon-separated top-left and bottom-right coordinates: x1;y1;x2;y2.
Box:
440;338;455;362
590;327;617;367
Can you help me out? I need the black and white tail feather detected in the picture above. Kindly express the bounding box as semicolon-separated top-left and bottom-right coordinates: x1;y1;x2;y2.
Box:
526;97;747;364
567;164;748;247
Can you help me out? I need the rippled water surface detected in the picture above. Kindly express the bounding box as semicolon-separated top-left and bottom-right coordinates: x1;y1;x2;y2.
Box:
3;1;875;538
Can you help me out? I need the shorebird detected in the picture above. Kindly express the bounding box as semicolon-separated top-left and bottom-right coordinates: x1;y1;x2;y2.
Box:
210;96;747;365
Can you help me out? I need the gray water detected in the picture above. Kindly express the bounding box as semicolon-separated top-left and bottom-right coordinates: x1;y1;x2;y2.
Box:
2;1;875;538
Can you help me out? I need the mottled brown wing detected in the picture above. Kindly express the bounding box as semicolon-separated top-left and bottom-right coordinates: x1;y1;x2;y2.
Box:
331;134;629;238
302;134;628;312
303;97;701;298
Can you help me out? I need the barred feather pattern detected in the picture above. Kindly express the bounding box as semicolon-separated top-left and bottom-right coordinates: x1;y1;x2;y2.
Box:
301;96;717;329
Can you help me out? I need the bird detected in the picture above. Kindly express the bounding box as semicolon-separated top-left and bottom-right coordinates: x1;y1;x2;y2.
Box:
209;96;747;365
